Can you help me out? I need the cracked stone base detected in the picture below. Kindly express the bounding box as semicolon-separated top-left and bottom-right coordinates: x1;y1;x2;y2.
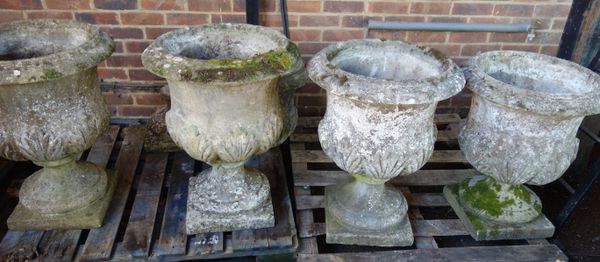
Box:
7;170;117;231
444;184;555;241
324;187;414;247
185;175;274;234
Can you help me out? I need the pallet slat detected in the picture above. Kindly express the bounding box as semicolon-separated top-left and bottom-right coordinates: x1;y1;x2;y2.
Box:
295;193;448;210
115;153;168;259
292;150;467;164
78;126;146;261
294;169;477;187
153;152;195;257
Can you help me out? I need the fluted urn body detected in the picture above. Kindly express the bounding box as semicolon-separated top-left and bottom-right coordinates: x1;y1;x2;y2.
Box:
142;23;303;234
308;39;465;246
0;19;114;230
447;51;600;240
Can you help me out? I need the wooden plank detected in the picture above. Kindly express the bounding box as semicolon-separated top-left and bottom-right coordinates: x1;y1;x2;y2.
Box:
115;153;168;259
299;219;467;238
153;152;195;257
232;229;269;252
295;193;448;210
0;231;44;261
37;125;120;261
188;233;224;256
290;130;458;143
295;187;318;254
294;169;477;187
405;187;439;249
298;245;568;262
78;126;146;261
291;150;466;164
296;114;461;128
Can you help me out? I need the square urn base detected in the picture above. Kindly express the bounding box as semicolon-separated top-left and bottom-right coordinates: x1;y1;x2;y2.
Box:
7;170;118;231
324;187;414;247
185;176;275;235
444;184;555;241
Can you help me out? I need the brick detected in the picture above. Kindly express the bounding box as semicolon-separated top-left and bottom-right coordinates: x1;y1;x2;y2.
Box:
448;32;488;43
141;0;185;10
103;91;133;104
134;93;169;105
298;95;326;107
534;4;571;17
502;44;540;53
101;27;144;39
232;0;276;13
27;11;73;19
494;4;534;17
527;32;562;45
540;45;559;56
298;42;330;55
260;14;284;27
75;12;119;24
323;30;364;41
490;32;529;43
129;69;164;81
299;16;339;27
94;0;137;9
121;13;164;25
384;16;424;22
118;105;158;117
167;13;210;25
211;14;245;23
297;82;323;94
552;19;567;30
342;16;382;28
98;68;128;80
428;16;466;23
324;1;364;13
189;0;232;12
0;11;23;23
469;17;511;24
125;41;152;53
106;55;143;67
407;31;447;43
46;0;91;9
113;41;124;53
452;3;493;15
287;1;321;13
146;27;180;39
290;29;321;42
0;0;42;9
367;30;406;41
410;2;451;15
427;44;461;57
461;44;502;57
368;2;409;14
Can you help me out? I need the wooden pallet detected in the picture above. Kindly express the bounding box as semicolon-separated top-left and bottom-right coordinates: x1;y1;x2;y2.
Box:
290;113;569;262
0;125;297;261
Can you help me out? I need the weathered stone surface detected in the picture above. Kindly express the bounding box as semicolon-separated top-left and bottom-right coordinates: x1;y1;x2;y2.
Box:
142;23;304;234
307;39;465;246
444;184;554;241
0;19;114;230
451;51;600;238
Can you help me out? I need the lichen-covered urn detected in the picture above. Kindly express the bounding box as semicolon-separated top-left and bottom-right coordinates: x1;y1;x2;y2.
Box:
308;39;465;246
0;19;114;230
454;51;600;231
142;23;303;234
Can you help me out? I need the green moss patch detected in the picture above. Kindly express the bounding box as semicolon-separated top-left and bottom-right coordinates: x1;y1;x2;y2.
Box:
459;177;515;218
41;68;63;80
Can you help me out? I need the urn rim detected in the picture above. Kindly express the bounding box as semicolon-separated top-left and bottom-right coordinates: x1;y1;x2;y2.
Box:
306;39;465;105
465;51;600;117
0;19;114;85
142;23;302;84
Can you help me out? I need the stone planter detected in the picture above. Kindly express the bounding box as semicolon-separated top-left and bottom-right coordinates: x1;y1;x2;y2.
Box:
0;19;114;230
444;51;600;240
142;23;303;234
307;39;465;246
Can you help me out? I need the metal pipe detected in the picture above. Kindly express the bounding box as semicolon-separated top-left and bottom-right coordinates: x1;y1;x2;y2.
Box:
246;0;259;25
368;20;533;34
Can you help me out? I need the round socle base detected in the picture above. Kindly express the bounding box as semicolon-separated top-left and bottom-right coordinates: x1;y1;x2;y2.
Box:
458;176;542;225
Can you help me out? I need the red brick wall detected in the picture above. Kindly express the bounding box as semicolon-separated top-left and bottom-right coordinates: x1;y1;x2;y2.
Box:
1;0;572;118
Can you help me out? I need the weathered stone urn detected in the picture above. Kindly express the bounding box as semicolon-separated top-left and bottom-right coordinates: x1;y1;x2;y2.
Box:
444;51;600;240
0;19;114;230
142;23;303;234
307;39;465;246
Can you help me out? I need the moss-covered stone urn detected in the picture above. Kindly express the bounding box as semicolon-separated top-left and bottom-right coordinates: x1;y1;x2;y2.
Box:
142;23;303;234
0;19;114;230
444;51;600;240
307;39;465;246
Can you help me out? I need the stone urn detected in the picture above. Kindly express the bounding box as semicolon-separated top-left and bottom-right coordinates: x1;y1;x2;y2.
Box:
142;23;303;234
307;39;465;246
444;51;600;240
0;19;114;230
